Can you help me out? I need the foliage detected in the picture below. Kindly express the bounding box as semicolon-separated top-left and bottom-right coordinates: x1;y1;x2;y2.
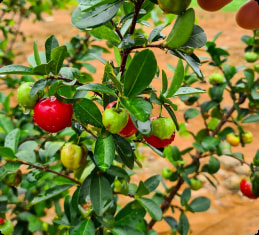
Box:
0;0;259;235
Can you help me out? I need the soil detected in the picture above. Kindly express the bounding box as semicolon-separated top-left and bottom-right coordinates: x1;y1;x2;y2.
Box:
3;7;259;235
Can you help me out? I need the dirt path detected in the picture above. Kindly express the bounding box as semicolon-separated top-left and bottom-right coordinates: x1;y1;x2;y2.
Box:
7;8;259;235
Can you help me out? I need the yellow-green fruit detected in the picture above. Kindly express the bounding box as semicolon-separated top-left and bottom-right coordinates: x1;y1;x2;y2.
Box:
60;143;86;170
158;0;191;15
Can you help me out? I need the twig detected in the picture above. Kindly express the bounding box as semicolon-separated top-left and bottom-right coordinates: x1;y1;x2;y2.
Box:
110;20;123;40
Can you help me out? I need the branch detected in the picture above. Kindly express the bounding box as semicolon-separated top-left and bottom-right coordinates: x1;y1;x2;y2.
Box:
110;20;123;40
15;159;82;185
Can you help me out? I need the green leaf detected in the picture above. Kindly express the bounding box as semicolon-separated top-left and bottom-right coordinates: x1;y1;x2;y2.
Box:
0;147;15;160
45;35;59;62
137;198;162;221
28;52;47;67
4;128;20;153
74;98;103;128
207;156;220;174
113;135;135;169
148;24;167;43
178;213;189;235
70;220;95;235
136;181;150;197
115;201;146;227
243;115;259;123
131;118;151;136
50;45;67;75
33;41;41;66
181;188;191;206
15;141;38;163
144;175;161;192
183;24;207;49
166;59;184;97
94;135;115;172
90;174;113;216
91;25;121;46
120;97;152;122
184;108;200;122
124;49;157;97
77;83;117;97
30;184;72;205
0;65;34;75
106;165;130;182
174;87;205;96
163;104;180;131
164;216;178;231
201;136;220;152
60;67;79;79
0;114;13;134
30;79;47;98
33;61;54;75
111;226;145;235
189;197;210;212
161;70;168;94
72;1;123;29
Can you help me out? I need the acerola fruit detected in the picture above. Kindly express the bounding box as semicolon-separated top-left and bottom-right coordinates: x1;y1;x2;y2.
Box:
197;0;232;12
17;82;42;109
3;169;22;187
236;0;259;30
143;117;176;149
33;96;73;133
218;141;232;155
244;52;258;63
240;178;257;199
241;131;253;144
60;143;86;170
0;218;4;225
208;73;224;85
254;64;259;73
162;168;173;179
106;101;137;137
102;108;128;134
226;133;240;147
190;178;203;191
0;219;14;235
158;0;191;15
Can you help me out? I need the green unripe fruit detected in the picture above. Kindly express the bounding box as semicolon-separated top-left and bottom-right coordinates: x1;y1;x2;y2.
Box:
0;219;14;235
60;143;86;170
218;141;232;155
17;82;42;109
152;117;176;140
241;131;253;144
162;168;173;179
208;73;224;85
254;64;259;73
158;0;191;15
244;52;258;63
102;108;128;134
190;178;203;191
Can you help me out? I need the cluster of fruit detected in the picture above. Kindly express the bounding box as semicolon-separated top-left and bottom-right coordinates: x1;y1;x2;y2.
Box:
226;132;253;147
17;83;177;170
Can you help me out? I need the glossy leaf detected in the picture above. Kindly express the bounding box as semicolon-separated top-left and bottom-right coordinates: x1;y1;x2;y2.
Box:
50;45;67;75
94;135;115;172
77;83;117;97
90;174;113;216
120;97;152;122
74;98;103;128
178;213;189;235
15;141;38;163
189;197;210;212
0;114;13;134
33;41;41;66
72;1;123;29
243;115;259;123
70;220;95;235
0;65;34;75
124;50;157;97
91;25;121;45
0;147;15;160
30;79;47;98
106;165;130;182
137;198;162;221
144;175;161;192
174;87;205;96
45;35;59;62
111;226;145;235
183;24;207;49
4;128;20;153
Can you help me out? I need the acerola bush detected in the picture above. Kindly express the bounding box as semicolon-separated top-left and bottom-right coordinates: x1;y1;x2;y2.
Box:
0;1;259;234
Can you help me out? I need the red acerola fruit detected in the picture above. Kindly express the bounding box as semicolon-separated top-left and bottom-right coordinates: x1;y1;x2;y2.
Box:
240;178;257;199
33;96;73;133
106;101;138;138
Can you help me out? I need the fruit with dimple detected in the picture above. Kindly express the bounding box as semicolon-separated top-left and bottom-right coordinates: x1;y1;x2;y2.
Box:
236;0;259;30
33;96;73;133
208;73;224;85
244;52;258;63
226;133;240;146
17;82;42;109
102;107;128;134
190;178;203;191
143;117;176;149
106;101;137;137
0;218;14;235
158;0;191;15
197;0;233;12
240;178;257;199
60;143;86;170
241;131;253;144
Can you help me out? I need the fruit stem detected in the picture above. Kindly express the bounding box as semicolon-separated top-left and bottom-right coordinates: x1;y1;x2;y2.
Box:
159;104;162;118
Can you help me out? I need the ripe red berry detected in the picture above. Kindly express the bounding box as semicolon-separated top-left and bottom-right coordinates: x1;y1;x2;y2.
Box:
0;218;4;225
106;101;138;137
240;178;257;199
33;96;73;133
